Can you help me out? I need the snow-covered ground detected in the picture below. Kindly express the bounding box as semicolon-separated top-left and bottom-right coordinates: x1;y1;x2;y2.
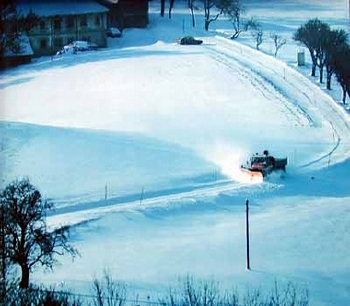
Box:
0;0;349;305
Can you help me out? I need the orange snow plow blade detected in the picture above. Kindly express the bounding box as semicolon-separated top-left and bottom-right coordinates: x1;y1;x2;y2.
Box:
240;167;264;183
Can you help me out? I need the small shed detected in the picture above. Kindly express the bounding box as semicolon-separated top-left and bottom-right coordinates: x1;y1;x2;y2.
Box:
297;49;305;66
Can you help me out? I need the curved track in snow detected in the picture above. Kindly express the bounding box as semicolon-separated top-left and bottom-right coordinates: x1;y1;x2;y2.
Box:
203;36;350;169
45;37;350;227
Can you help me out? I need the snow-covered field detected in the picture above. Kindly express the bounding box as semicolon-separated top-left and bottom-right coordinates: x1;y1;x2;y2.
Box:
0;0;349;305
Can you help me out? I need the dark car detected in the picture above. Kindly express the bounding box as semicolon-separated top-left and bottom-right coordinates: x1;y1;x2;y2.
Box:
107;27;122;38
178;36;203;45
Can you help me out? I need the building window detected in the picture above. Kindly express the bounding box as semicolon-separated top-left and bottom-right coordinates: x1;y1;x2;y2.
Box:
54;17;61;31
95;15;100;26
39;20;45;30
66;15;74;29
80;15;87;27
40;39;47;48
54;37;63;49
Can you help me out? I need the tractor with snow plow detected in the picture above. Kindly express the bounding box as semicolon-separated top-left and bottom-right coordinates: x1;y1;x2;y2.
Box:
241;150;287;180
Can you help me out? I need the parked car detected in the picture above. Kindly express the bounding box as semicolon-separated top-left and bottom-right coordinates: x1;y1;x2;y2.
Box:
107;27;122;38
178;36;203;45
72;41;98;51
56;41;98;55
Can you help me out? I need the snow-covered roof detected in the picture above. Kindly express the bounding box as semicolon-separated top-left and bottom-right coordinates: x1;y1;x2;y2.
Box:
17;0;109;17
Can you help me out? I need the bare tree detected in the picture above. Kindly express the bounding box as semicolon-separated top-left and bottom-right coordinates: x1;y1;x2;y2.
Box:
324;28;348;89
0;178;78;288
202;0;252;33
92;270;127;306
314;28;332;84
271;33;287;57
184;276;200;306
225;0;244;38
251;28;264;50
293;18;330;77
201;280;218;306
0;203;8;299
203;0;223;31
160;0;166;17
188;0;197;27
219;288;239;306
243;288;262;306
269;281;309;306
269;281;295;306
331;43;350;104
2;282;83;306
160;278;309;306
169;0;176;18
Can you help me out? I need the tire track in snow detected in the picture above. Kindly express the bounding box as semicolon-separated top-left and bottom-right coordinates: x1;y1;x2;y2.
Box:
206;47;299;120
204;39;315;126
300;121;341;168
45;38;350;226
203;36;350;168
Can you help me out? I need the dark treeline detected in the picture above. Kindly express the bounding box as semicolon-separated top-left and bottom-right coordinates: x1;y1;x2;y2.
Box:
293;18;349;103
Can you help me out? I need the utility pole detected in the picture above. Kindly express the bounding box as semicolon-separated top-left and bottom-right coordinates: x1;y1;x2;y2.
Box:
246;199;250;270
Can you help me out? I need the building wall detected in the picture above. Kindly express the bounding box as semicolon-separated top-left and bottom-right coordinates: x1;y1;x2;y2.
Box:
122;0;149;28
28;13;108;56
97;0;148;30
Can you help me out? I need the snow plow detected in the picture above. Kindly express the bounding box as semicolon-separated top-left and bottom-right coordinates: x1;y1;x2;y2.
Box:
241;150;287;181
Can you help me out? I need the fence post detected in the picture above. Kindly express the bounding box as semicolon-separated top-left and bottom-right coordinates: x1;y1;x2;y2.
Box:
140;187;145;205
